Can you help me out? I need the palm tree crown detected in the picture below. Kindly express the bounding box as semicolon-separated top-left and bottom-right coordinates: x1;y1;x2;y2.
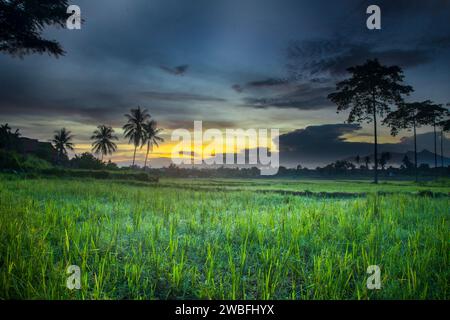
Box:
91;125;118;161
142;119;164;169
51;128;74;160
123;106;150;166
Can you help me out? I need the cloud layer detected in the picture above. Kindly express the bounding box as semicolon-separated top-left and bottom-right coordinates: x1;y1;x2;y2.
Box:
278;124;450;167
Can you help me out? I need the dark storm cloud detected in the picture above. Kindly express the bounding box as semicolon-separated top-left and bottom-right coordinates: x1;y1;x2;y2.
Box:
232;77;290;93
237;0;450;111
247;78;289;88
138;91;226;102
420;35;450;50
162;119;235;130
280;124;362;151
0;62;205;126
287;38;431;81
159;65;189;76
398;132;449;151
0;85;130;126
284;0;450;83
278;124;450;167
370;0;450;13
231;84;243;93
1;0;449;167
241;84;334;110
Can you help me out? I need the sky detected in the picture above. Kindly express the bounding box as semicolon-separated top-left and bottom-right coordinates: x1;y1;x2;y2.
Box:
1;0;450;167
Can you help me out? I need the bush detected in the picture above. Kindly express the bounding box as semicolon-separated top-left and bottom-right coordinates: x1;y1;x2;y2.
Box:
70;152;104;170
39;168;159;183
1;149;54;172
21;155;52;170
0;150;22;171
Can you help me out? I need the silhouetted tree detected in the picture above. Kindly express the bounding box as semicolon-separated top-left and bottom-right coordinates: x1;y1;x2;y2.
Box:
0;123;21;151
379;152;391;171
0;0;69;57
383;101;431;181
105;159;118;170
438;117;450;168
328;59;413;183
70;152;103;170
364;155;371;170
91;125;118;161
51;128;74;163
334;160;355;171
355;155;360;167
142;119;164;170
123;106;150;167
401;155;413;170
418;103;448;168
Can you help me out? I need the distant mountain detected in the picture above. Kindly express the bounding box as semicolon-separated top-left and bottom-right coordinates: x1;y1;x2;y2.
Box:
343;149;450;167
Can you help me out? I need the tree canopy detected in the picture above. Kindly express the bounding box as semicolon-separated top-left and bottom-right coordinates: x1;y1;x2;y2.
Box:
0;0;68;57
328;59;413;183
328;59;413;124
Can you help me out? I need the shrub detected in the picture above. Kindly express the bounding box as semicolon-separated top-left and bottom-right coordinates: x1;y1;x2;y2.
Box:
21;155;52;170
38;168;159;183
70;152;104;170
0;150;22;171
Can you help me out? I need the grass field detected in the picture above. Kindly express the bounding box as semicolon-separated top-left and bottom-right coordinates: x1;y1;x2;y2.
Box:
0;175;449;299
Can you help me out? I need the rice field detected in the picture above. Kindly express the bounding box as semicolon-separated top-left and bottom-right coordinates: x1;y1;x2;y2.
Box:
0;175;449;299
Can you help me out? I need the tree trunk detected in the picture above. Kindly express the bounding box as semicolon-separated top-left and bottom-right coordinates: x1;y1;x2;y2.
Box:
144;142;150;169
373;105;378;184
132;145;137;167
433;122;437;168
413;120;418;182
441;129;444;168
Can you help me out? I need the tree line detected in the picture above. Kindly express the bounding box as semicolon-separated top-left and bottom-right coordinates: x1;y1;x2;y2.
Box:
52;106;163;169
328;59;449;183
1;106;164;170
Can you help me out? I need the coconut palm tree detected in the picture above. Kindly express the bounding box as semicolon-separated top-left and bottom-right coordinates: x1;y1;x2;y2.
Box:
51;128;74;162
91;125;118;161
141;120;164;169
123;106;150;167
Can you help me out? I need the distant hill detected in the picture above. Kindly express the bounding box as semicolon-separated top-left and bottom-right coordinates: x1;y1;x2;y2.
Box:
343;149;450;167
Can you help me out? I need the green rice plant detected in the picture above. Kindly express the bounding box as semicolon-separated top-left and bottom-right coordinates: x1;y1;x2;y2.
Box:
0;176;448;299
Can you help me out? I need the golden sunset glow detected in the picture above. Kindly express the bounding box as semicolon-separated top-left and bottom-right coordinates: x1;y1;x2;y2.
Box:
73;130;278;165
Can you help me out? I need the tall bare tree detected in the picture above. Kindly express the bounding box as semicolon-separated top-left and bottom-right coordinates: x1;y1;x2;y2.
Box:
438;117;450;168
383;101;431;182
328;59;413;183
418;104;448;169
